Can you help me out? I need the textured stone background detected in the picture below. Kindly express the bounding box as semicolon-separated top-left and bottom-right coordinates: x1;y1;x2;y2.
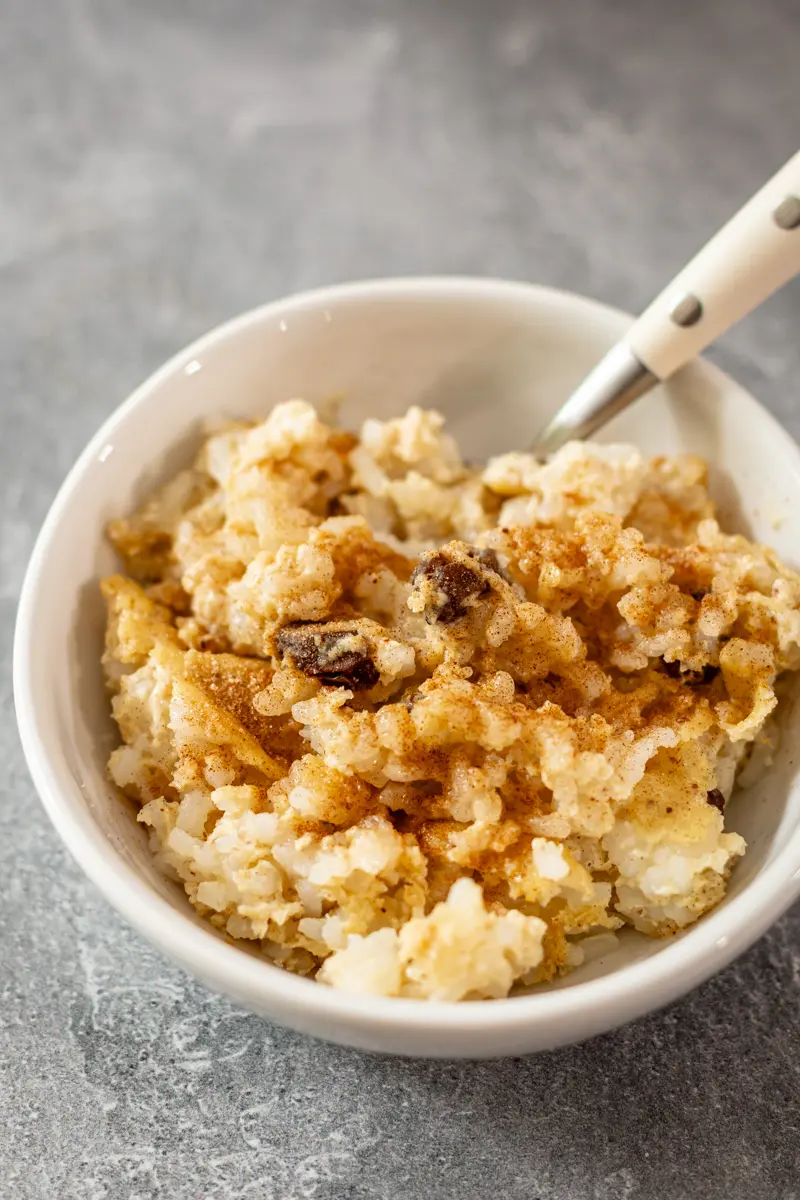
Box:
2;1;799;1197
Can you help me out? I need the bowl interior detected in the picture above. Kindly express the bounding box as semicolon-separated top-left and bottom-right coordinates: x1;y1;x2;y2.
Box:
22;280;800;996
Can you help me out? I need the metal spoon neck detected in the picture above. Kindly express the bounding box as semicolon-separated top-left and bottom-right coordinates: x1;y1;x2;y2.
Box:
531;343;658;459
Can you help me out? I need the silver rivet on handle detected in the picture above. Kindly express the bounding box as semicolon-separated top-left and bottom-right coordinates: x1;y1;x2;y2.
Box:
773;195;800;230
669;293;703;327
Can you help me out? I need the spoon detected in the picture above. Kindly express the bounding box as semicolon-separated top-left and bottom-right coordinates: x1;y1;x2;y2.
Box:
532;148;800;457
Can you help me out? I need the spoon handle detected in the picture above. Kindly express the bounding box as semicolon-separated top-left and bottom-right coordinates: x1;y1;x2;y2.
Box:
628;148;800;379
533;149;800;456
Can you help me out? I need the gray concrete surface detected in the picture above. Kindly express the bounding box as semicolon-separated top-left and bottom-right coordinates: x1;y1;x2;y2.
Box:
2;1;799;1196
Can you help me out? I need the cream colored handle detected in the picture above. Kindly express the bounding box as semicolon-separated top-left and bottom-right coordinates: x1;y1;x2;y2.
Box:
625;150;800;380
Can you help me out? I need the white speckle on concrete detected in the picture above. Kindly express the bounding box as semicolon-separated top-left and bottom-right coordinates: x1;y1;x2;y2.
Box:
496;16;542;68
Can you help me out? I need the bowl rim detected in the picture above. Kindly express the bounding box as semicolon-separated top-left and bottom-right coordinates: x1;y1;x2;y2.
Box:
14;275;800;1041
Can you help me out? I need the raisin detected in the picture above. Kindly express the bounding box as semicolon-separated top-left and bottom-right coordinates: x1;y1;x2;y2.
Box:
663;660;720;685
468;547;503;574
411;545;501;624
275;623;379;690
707;788;726;812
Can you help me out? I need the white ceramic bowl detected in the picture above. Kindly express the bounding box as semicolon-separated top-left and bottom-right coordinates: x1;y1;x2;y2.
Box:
14;278;800;1058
